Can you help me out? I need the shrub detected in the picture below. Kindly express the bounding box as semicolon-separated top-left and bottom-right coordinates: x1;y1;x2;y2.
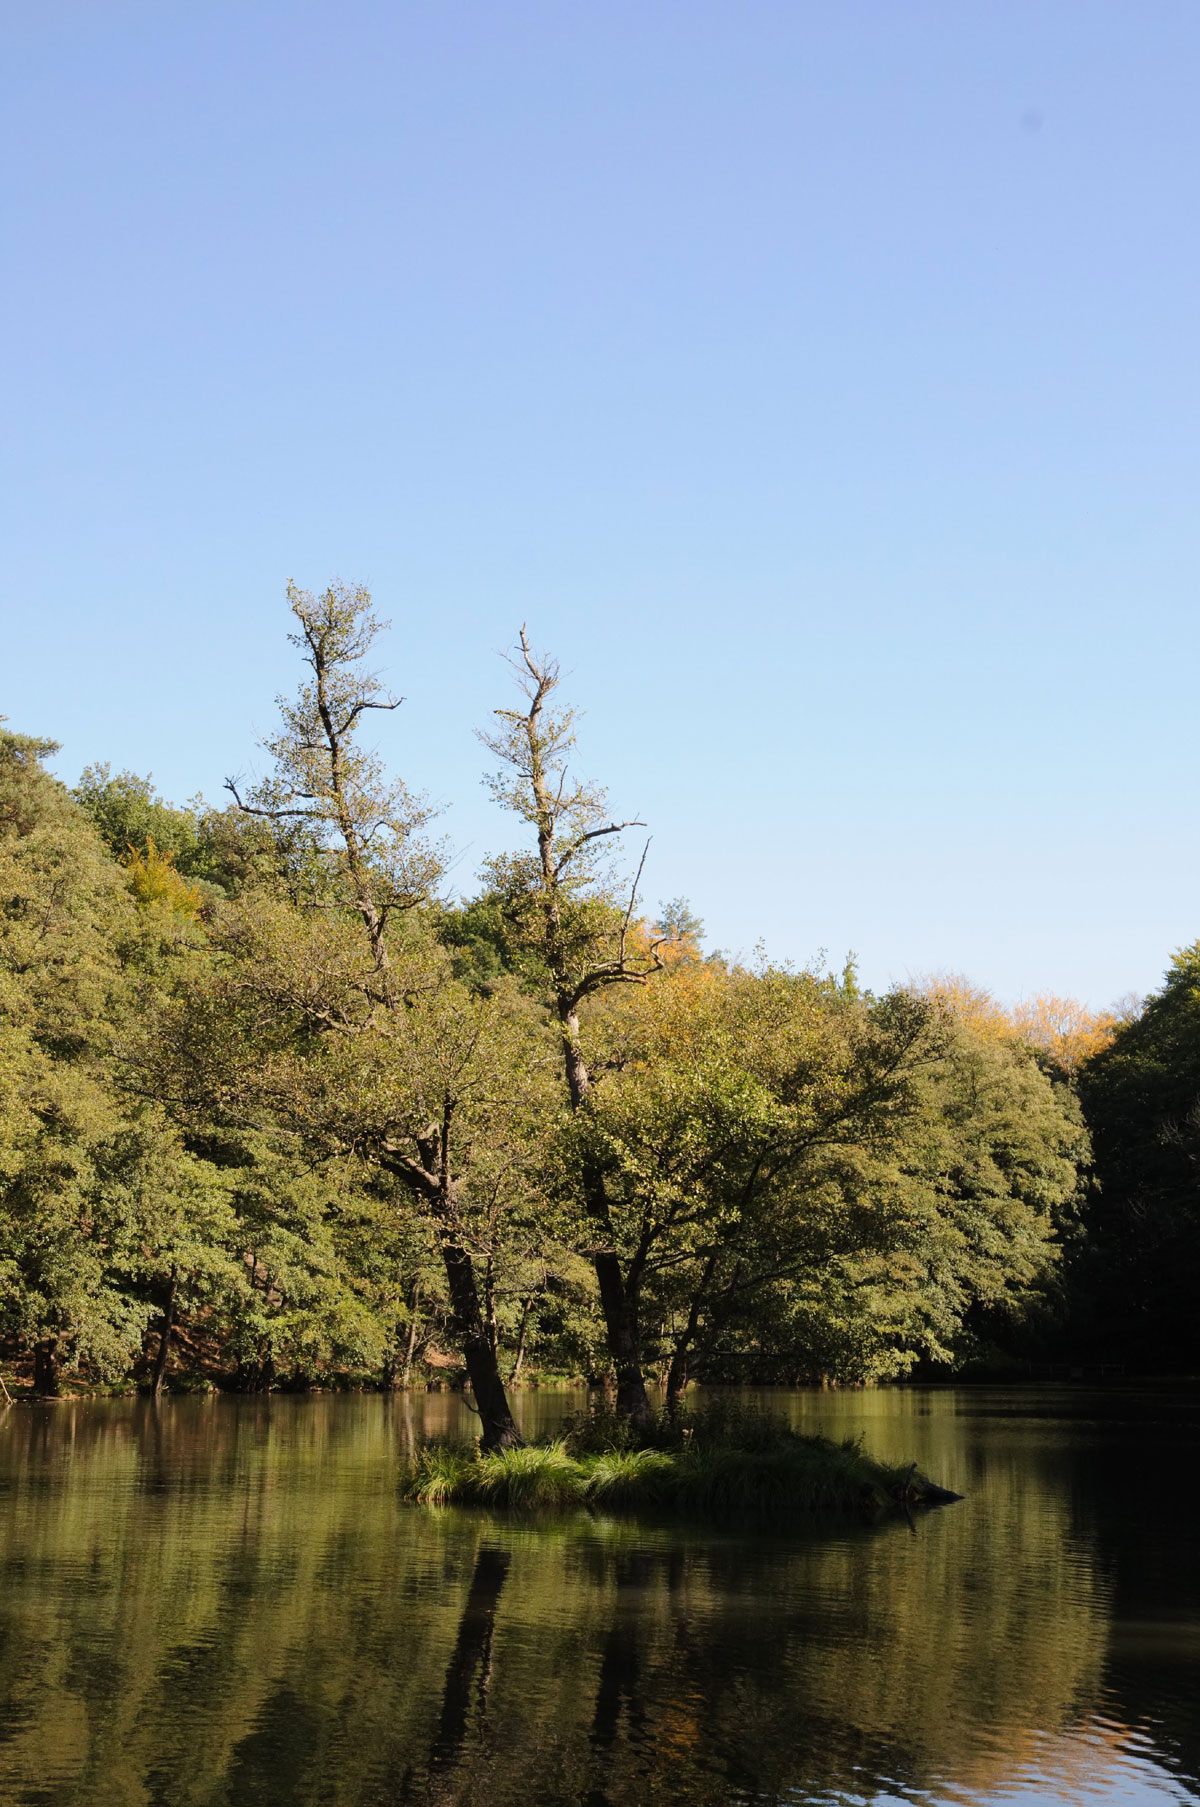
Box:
559;1399;638;1455
673;1395;807;1454
667;1439;898;1518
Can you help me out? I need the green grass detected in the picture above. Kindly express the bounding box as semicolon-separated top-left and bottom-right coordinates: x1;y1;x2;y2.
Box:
583;1447;678;1510
398;1403;959;1523
472;1441;582;1508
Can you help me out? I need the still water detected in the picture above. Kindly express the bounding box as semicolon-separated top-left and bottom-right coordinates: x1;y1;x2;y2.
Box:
1;1386;1197;1806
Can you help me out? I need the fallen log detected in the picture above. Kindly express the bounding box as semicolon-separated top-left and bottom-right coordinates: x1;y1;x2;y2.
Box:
897;1462;963;1506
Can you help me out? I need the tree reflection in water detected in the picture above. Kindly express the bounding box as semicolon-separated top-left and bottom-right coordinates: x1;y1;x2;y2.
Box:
427;1544;511;1773
585;1551;654;1807
0;1391;1196;1806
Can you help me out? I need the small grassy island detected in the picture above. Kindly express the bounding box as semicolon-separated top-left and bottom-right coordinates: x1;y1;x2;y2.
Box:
400;1404;961;1522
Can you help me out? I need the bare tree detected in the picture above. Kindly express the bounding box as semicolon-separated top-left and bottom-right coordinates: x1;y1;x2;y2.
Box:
226;583;524;1448
226;581;441;977
480;630;665;1430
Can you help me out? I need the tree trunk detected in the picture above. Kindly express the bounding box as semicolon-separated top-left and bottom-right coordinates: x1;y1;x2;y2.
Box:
399;1281;422;1388
562;1010;655;1431
233;1351;275;1393
383;1143;521;1449
593;1250;654;1433
508;1295;533;1384
32;1336;61;1398
151;1273;177;1402
665;1250;715;1418
484;1257;498;1360
440;1240;523;1452
665;1345;688;1417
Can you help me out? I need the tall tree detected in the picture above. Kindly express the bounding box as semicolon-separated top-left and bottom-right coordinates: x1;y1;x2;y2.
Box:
217;583;529;1445
578;961;929;1401
571;959;1083;1399
480;632;665;1428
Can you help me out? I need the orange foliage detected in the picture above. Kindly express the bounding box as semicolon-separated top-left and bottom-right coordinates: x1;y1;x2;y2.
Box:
915;975;1012;1043
1008;993;1117;1073
915;974;1115;1074
625;917;705;971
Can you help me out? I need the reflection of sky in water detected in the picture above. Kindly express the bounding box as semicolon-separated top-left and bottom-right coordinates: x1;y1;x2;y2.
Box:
0;1387;1197;1806
902;1715;1196;1805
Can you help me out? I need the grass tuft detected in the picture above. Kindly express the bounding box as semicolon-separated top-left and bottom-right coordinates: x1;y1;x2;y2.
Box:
583;1447;677;1510
400;1441;477;1505
470;1442;584;1508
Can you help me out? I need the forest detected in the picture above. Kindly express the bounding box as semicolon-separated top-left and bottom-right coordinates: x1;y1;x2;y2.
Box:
2;584;1196;1442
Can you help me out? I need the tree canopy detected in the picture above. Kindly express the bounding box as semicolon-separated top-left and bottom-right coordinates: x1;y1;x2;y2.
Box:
0;586;1185;1405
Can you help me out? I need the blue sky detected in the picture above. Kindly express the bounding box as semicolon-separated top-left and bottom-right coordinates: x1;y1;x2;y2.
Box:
4;1;1198;1007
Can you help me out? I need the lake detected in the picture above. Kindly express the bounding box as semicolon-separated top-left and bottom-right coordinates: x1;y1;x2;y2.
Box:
1;1386;1197;1805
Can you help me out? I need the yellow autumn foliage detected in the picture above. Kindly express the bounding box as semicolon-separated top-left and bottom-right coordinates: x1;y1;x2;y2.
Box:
1008;993;1118;1073
122;835;205;919
623;916;707;972
915;974;1116;1074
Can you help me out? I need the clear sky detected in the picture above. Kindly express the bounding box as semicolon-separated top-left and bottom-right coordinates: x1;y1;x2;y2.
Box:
4;1;1198;1008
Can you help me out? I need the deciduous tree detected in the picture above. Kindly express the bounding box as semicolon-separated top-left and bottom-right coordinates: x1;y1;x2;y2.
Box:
479;633;666;1428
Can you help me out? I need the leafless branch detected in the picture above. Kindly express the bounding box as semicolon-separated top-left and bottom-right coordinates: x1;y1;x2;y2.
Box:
224;778;323;821
553;819;646;879
336;697;403;737
618;838;651;958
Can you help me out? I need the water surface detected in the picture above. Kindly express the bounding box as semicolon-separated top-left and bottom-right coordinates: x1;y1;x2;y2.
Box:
1;1386;1197;1805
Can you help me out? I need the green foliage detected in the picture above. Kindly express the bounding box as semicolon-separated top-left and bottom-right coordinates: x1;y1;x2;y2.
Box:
8;587;1187;1398
400;1441;479;1504
0;697;1093;1397
0;724;411;1397
674;1394;814;1452
565;956;1081;1388
435;892;524;989
75;765;205;871
231;581;442;912
74;762;329;905
399;1439;595;1511
582;1446;676;1507
478;635;657;1006
0;727;152;1384
664;1440;900;1517
1071;943;1200;1366
653;896;705;952
560;1398;638;1454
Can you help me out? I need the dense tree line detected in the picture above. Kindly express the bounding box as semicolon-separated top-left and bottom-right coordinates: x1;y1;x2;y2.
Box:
1;584;1191;1426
